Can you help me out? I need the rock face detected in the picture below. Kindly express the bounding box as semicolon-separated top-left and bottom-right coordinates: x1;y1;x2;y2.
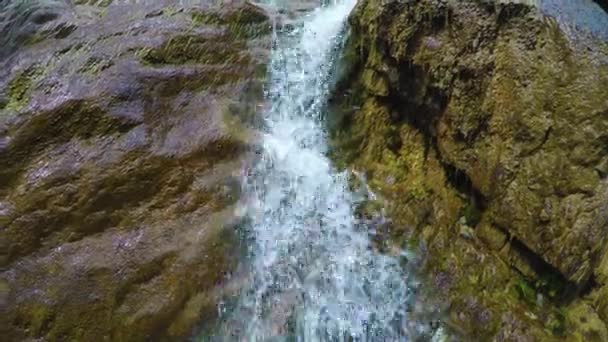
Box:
0;0;270;340
331;0;608;340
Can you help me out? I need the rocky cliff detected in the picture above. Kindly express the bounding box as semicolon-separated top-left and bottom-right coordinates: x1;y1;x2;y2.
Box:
0;0;270;340
330;0;608;340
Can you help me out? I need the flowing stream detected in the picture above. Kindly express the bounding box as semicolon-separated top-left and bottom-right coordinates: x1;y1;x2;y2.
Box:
201;1;608;340
209;1;434;340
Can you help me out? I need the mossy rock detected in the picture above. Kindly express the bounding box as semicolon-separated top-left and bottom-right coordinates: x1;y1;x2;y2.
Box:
330;0;608;339
139;35;249;66
190;2;271;39
73;0;113;6
1;0;270;340
2;66;42;112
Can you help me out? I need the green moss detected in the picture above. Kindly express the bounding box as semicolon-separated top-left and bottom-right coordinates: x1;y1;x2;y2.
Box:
332;0;608;339
98;6;108;18
191;5;267;26
510;276;574;337
535;272;567;300
362;68;389;96
27;302;54;335
79;57;113;75
190;11;223;26
512;278;537;307
73;0;112;7
462;200;481;226
190;6;270;39
546;308;568;336
139;35;249;66
163;6;180;17
3;66;41;112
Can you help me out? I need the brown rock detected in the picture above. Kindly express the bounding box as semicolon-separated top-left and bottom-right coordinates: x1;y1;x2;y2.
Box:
0;0;270;340
330;0;608;339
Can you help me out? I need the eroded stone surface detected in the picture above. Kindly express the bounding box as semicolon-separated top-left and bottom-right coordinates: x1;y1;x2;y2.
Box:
330;0;608;339
0;0;270;340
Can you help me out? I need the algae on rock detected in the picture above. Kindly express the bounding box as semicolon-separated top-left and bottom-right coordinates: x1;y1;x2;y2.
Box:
0;1;270;341
330;0;608;339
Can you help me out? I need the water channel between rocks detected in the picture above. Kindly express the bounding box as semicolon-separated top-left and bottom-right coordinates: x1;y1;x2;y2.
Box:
204;1;440;341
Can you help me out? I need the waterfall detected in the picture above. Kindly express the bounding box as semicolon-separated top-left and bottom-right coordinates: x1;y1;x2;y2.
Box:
209;1;431;340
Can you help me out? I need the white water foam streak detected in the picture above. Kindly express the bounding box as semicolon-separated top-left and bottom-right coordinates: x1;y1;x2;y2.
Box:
220;1;419;341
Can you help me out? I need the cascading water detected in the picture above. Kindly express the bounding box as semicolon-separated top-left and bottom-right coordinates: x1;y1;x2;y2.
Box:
210;1;437;340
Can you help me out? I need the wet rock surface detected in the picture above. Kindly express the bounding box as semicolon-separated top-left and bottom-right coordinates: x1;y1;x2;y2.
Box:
331;0;608;340
540;0;608;41
0;0;270;340
545;1;608;24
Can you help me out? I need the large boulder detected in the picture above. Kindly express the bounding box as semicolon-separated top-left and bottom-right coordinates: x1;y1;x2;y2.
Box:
331;0;608;339
0;0;270;340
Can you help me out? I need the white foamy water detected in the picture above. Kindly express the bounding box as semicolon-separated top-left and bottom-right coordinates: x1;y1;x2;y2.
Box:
212;1;426;340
